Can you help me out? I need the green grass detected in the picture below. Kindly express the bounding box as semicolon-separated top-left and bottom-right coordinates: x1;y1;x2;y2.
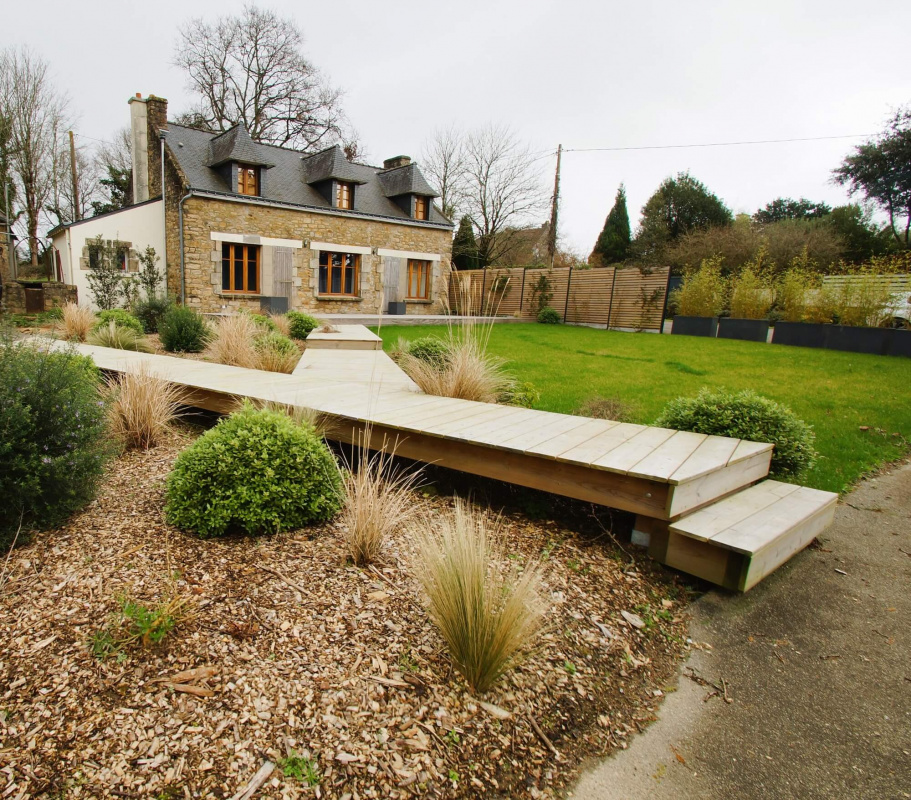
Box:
374;324;911;493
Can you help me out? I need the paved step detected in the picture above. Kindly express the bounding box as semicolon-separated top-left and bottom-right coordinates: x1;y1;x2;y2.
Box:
648;480;838;591
305;324;382;350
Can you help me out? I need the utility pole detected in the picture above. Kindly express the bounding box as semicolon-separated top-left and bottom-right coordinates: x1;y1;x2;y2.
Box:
69;130;80;221
547;144;562;268
4;181;15;280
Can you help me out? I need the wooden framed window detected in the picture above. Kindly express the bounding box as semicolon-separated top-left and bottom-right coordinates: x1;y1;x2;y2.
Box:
336;181;353;209
406;259;431;300
318;251;360;296
414;196;428;220
237;164;259;196
221;242;260;294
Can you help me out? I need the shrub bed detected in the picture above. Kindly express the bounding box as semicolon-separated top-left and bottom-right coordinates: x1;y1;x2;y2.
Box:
159;305;210;353
0;337;116;545
95;309;144;335
537;307;562;324
165;403;342;537
286;311;320;340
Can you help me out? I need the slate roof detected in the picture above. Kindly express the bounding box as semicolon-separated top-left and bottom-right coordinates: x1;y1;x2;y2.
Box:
165;124;451;227
206;124;272;167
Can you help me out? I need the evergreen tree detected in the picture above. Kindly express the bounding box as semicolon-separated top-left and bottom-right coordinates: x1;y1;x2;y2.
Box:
90;165;132;216
591;184;631;265
452;215;480;270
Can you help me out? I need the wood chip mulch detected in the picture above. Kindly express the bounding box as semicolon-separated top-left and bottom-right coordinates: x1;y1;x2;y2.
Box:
0;426;693;799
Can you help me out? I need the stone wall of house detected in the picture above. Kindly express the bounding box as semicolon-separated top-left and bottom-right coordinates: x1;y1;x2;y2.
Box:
1;282;24;313
1;282;76;313
173;196;453;315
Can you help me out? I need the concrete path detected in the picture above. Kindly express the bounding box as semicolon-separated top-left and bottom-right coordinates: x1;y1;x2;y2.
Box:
572;461;911;800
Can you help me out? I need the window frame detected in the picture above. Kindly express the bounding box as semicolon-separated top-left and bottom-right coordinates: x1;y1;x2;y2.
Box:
221;242;261;294
237;164;259;196
336;181;354;210
414;196;428;220
406;259;432;300
318;250;360;297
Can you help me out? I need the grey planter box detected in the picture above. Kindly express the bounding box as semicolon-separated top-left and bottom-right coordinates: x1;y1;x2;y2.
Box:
889;329;911;358
718;318;770;343
260;296;288;314
387;301;406;315
826;324;891;356
672;316;718;338
772;321;828;349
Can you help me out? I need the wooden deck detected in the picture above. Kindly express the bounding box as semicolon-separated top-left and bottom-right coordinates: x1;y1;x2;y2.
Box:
59;329;837;590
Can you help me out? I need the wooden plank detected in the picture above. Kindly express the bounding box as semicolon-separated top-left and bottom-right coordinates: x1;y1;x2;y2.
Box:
486;413;597;452
531;418;620;458
667;448;773;518
670;480;801;541
728;438;774;466
627;431;708;481
740;500;837;591
660;531;740;588
557;422;648;465
430;406;541;441
668;436;741;484
594;427;677;474
710;487;838;554
368;396;471;426
376;399;495;431
423;405;528;437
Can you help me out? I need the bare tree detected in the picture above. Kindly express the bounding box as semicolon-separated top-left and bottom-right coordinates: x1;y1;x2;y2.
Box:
0;47;71;265
461;125;548;267
174;5;352;152
420;125;467;220
49;133;98;225
92;127;133;215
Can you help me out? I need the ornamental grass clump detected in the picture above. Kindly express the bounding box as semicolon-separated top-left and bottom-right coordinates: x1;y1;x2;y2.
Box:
207;313;259;368
412;498;546;693
655;388;817;479
674;256;725;317
165;403;342;537
87;321;154;353
0;336;116;546
59;302;95;342
106;365;184;450
254;332;300;373
338;441;424;566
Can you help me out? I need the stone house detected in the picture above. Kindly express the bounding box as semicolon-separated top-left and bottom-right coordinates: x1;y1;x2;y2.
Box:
50;94;453;315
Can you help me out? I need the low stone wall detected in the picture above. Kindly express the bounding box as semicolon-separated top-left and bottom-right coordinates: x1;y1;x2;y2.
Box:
2;282;77;314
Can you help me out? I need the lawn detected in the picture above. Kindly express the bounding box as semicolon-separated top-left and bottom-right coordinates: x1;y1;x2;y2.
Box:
374;323;911;494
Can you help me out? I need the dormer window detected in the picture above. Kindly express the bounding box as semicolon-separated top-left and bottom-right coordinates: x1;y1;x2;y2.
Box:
336;181;353;209
414;196;428;220
237;164;259;196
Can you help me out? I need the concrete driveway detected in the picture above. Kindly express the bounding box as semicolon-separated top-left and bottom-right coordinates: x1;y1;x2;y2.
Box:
571;461;911;800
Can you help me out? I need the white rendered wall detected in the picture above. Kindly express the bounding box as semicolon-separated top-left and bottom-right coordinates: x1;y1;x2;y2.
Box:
52;200;165;311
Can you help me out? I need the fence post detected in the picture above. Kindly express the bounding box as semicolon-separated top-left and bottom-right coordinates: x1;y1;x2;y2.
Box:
563;267;573;322
519;267;527;315
479;267;487;316
659;267;672;334
606;266;618;329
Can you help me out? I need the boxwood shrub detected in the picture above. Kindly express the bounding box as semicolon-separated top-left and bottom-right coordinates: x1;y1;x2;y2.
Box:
159;305;210;353
165;403;342;537
95;309;144;335
0;337;117;545
655;388;817;479
407;336;451;367
537;307;562;324
286;311;320;340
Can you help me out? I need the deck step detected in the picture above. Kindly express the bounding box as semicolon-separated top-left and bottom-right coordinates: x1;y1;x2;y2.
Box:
649;480;837;591
304;324;382;350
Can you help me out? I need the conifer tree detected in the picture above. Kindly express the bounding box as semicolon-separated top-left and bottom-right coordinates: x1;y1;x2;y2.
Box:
591;184;631;265
452;215;480;270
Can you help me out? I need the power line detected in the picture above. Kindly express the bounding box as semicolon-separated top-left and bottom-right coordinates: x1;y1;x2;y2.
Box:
563;133;873;153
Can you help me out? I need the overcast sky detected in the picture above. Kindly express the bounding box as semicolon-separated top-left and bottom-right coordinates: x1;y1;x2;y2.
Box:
9;0;911;253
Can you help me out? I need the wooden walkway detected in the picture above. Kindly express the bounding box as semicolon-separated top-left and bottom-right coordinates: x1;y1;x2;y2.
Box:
61;327;837;591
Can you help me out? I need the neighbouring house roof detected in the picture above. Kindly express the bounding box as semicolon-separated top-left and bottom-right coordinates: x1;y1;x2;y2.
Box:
165;124;451;227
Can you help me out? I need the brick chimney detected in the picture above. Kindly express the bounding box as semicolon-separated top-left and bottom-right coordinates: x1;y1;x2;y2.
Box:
127;93;168;202
383;155;411;170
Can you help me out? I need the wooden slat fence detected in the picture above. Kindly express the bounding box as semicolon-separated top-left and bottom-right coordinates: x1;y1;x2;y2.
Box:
448;266;671;331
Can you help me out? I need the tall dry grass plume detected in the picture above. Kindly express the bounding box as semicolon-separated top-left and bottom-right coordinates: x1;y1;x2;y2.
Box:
87;321;154;352
106;364;184;449
269;313;291;337
412;498;546;693
339;437;424;566
59;303;96;341
207;314;260;368
398;277;514;403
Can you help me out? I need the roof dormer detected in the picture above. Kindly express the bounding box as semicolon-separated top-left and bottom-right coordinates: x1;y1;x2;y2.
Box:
378;157;439;220
302;145;367;209
206;124;273;197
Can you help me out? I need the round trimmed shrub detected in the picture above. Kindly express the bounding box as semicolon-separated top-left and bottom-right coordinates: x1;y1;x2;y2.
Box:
537;307;562;324
159;305;210;353
407;336;450;367
0;337;117;545
165;403;342;537
243;311;278;332
255;331;297;356
286;311;320;340
133;295;174;334
654;388;817;479
95;309;143;335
